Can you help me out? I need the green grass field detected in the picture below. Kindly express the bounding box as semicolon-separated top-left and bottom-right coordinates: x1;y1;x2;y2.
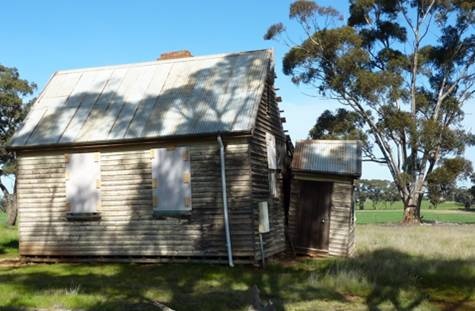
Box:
1;212;475;310
362;199;467;210
356;209;475;224
355;200;475;224
0;212;18;258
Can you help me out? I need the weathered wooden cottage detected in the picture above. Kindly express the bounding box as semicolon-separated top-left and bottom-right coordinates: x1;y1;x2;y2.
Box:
288;140;361;257
8;49;288;265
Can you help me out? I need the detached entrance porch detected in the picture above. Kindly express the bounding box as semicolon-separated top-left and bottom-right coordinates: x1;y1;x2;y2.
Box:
288;140;361;257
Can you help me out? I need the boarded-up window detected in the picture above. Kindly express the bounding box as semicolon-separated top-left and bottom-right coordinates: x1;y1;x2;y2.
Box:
266;132;277;169
65;152;101;213
269;172;278;198
266;132;278;197
151;147;192;214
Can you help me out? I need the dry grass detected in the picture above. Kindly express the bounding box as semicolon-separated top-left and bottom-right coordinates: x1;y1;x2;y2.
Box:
357;224;475;259
323;224;475;310
0;215;474;310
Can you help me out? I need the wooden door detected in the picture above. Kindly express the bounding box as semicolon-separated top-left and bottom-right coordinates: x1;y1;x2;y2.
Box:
295;181;332;251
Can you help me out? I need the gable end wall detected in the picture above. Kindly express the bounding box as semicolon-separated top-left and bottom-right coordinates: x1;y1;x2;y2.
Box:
249;72;287;260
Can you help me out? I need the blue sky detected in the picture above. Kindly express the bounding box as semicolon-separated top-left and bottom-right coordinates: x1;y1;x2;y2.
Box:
1;0;474;181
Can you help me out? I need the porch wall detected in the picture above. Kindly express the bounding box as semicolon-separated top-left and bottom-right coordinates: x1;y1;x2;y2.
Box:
288;176;355;257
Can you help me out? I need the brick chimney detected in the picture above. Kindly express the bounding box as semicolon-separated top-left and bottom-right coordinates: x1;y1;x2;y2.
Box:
158;50;193;60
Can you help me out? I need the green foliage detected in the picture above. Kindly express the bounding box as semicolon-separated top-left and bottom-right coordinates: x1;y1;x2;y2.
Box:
471;174;475;201
363;199;463;210
309;109;371;154
310;108;386;163
357;179;400;209
263;23;285;40
309;108;364;139
0;65;35;195
265;1;475;219
453;187;473;209
427;158;473;208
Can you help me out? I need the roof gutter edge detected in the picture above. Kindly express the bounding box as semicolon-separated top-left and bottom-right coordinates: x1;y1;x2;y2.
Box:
7;130;252;153
292;168;362;179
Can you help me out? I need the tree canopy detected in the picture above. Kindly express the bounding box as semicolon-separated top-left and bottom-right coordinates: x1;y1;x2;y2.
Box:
265;0;475;222
427;157;472;207
308;108;377;161
357;179;400;209
0;64;36;196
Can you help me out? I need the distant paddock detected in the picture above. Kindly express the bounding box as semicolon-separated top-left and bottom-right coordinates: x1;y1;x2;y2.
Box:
356;209;475;224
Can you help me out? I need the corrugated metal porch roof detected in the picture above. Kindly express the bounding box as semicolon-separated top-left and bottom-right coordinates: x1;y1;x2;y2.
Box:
9;49;272;148
292;140;362;177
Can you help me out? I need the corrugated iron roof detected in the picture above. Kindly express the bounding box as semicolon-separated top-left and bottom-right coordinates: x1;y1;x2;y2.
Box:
9;49;272;148
292;140;362;177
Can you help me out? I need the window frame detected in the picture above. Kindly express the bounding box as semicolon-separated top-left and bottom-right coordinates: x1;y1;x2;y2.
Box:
151;146;192;218
64;152;102;221
266;132;279;198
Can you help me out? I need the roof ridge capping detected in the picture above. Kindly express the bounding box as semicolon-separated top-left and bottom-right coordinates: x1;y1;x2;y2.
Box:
55;48;273;75
296;139;362;144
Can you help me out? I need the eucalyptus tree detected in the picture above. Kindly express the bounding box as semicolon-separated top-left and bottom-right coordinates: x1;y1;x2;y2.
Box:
0;64;35;224
265;0;475;223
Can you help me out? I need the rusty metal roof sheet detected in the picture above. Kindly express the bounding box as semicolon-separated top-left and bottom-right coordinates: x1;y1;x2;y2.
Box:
9;49;272;148
292;140;362;177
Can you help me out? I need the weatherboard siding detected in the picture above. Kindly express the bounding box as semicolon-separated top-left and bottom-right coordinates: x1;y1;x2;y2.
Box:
287;179;300;247
249;76;286;259
288;178;355;257
328;182;355;256
11;49;291;264
16;139;258;261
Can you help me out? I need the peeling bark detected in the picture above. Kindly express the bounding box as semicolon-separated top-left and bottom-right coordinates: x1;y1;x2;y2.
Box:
5;179;18;226
402;195;421;224
5;194;17;226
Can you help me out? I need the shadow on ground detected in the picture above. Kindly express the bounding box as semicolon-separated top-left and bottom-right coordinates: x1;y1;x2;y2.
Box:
0;240;18;255
326;249;475;310
457;208;475;212
0;223;18;256
0;248;473;310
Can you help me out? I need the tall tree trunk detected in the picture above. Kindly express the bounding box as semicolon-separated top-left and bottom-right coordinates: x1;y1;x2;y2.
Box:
5;194;17;226
416;194;424;220
6;179;18;226
402;193;422;224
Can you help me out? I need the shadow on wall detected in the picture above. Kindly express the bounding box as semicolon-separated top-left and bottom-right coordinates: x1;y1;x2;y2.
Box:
20;53;260;260
0;248;473;310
